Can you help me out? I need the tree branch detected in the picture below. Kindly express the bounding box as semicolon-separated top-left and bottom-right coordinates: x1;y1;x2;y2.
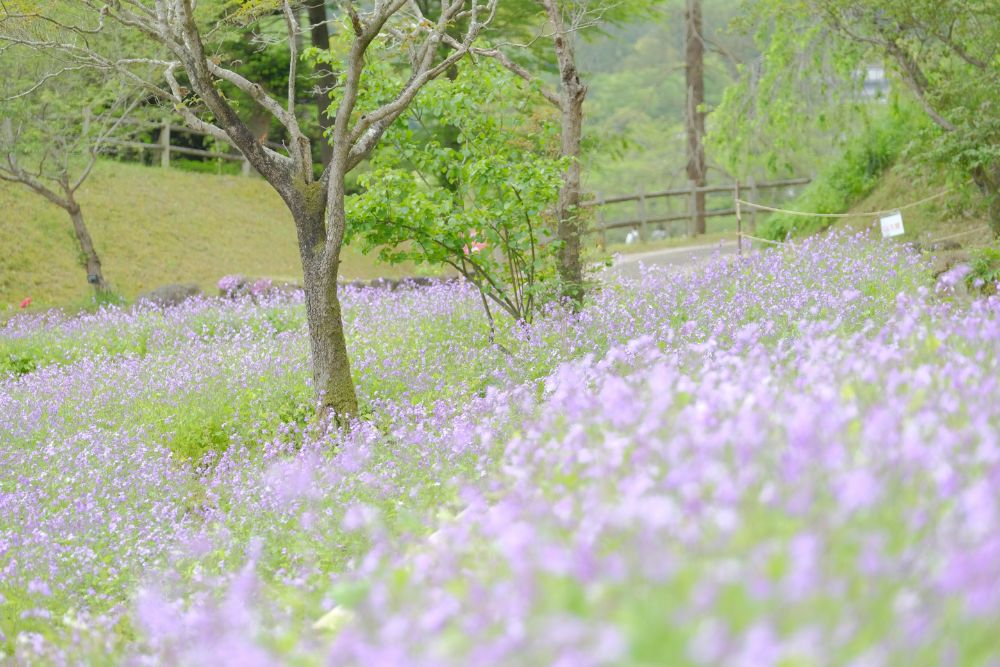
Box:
467;44;560;106
343;0;500;169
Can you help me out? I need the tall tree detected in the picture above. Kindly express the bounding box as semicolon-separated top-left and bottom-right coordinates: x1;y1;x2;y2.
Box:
543;0;587;305
684;0;706;235
476;0;650;306
1;0;497;419
576;1;759;196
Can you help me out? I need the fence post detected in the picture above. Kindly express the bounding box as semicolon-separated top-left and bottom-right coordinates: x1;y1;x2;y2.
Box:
748;175;758;233
596;192;607;250
735;181;743;256
213;141;223;175
687;180;697;237
159;121;171;169
637;187;648;242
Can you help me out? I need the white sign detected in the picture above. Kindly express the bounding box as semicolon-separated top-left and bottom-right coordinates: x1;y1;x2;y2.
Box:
880;211;904;238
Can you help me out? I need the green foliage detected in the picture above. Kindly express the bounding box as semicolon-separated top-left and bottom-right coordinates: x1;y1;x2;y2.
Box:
345;62;566;323
581;1;758;192
709;1;871;177
0;46;136;181
304;19;416;128
966;247;1000;293
0;351;37;377
221;0;284;22
925;102;1000;186
758;103;926;240
712;0;1000;219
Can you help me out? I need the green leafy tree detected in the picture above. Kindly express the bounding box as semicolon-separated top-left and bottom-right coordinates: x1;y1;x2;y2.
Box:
469;0;656;307
713;0;1000;235
346;62;565;331
0;0;500;420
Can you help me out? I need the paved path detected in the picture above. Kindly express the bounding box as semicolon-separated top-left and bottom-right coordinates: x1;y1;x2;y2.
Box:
607;240;740;277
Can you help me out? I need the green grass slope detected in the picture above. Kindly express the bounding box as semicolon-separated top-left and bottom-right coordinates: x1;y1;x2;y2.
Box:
756;102;994;248
841;167;990;244
0;160;423;307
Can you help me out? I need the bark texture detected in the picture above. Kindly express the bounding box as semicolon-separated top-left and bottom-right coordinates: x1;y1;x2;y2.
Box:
685;0;707;235
544;0;588;307
288;183;360;419
67;202;109;293
989;194;1000;240
556;84;586;305
301;247;358;419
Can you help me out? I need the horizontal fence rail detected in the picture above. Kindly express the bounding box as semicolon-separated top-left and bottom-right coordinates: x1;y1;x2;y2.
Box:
585;177;811;242
103;120;810;240
107;119;294;176
103;138;245;161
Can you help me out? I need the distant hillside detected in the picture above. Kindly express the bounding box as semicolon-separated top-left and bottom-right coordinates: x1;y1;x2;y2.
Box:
0;161;423;307
579;1;757;195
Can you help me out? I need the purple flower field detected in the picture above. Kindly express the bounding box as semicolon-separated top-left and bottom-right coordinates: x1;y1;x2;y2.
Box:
3;233;1000;665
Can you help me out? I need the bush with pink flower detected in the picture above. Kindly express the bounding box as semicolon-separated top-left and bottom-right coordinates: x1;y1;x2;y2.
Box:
217;274;246;298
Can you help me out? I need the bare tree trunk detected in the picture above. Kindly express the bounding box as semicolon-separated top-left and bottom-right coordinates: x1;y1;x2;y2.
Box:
291;193;359;420
303;259;357;420
306;1;336;166
544;0;588;307
66;200;109;293
989;195;1000;240
557;85;586;305
685;0;707;235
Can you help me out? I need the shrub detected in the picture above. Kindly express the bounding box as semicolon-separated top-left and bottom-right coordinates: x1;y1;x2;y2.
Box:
966;246;1000;293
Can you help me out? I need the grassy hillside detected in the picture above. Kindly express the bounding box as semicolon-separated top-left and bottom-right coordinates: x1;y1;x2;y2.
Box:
840;167;991;244
753;102;994;247
0;160;426;307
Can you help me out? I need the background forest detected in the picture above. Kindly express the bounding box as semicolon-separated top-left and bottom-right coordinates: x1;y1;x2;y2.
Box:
582;2;757;193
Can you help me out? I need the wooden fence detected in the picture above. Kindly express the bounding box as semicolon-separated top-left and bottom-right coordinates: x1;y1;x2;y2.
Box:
584;177;811;244
103;120;286;176
102;121;810;242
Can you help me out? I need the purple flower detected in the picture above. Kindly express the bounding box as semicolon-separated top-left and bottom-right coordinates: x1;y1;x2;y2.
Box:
251;278;272;297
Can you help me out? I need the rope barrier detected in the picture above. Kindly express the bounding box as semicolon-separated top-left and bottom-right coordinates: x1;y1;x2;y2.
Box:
736;181;967;219
738;233;788;246
733;178;987;255
921;227;983;245
737;226;984;250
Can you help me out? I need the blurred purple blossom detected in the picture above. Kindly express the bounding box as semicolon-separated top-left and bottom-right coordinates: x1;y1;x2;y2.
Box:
3;233;1000;664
